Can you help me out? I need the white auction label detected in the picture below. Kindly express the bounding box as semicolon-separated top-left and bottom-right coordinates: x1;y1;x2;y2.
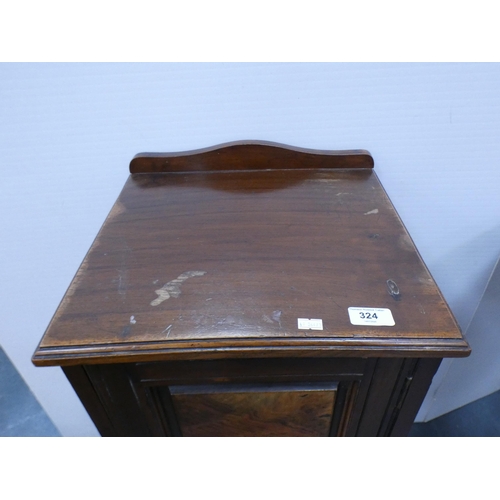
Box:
348;307;395;326
297;318;323;330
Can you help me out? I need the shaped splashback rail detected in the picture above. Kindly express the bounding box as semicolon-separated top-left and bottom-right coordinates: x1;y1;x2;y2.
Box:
130;140;374;173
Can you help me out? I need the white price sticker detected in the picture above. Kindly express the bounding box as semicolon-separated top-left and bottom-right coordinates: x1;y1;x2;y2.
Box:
297;318;323;330
348;307;395;326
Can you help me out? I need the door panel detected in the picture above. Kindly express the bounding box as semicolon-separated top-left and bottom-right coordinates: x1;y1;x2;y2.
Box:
164;382;337;437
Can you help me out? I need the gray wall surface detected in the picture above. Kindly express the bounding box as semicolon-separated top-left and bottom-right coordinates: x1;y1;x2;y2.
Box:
417;256;500;421
1;63;499;435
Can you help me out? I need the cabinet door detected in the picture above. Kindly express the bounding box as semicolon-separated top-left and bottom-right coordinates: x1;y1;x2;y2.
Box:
64;358;371;437
136;358;368;437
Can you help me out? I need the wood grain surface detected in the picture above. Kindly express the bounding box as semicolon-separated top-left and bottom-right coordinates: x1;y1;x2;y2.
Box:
168;382;337;437
33;143;469;366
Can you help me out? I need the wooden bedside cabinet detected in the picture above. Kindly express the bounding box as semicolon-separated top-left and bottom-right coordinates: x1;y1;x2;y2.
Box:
32;141;470;436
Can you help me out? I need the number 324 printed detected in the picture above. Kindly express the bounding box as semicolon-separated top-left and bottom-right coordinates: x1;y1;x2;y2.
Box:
359;311;378;320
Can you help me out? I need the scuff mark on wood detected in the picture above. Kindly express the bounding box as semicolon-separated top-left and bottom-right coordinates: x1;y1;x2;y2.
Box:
364;209;379;215
262;310;282;328
150;271;207;306
272;309;282;328
398;233;414;252
64;259;89;299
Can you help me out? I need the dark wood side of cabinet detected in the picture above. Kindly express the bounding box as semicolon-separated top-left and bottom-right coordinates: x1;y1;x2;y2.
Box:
63;356;441;437
63;364;155;436
386;358;442;437
353;357;441;436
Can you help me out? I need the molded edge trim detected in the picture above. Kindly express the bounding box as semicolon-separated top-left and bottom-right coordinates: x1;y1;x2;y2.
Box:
129;140;374;173
32;337;471;366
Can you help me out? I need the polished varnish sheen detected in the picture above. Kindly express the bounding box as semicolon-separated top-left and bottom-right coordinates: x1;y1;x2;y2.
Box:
32;141;470;436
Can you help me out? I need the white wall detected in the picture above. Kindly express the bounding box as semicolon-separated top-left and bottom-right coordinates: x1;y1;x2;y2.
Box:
1;63;500;435
418;255;500;422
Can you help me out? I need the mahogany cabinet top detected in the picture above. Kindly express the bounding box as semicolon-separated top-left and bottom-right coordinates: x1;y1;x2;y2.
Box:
33;141;470;366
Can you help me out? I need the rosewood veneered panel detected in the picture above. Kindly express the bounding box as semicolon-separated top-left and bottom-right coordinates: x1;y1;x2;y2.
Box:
168;382;338;437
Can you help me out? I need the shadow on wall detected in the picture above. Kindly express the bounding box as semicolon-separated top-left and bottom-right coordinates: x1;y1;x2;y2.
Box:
419;249;500;421
428;224;500;331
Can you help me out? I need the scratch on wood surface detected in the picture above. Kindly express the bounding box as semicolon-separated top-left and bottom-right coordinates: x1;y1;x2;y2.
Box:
117;269;128;296
121;325;132;337
150;271;207;306
308;175;341;183
364;208;379;215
